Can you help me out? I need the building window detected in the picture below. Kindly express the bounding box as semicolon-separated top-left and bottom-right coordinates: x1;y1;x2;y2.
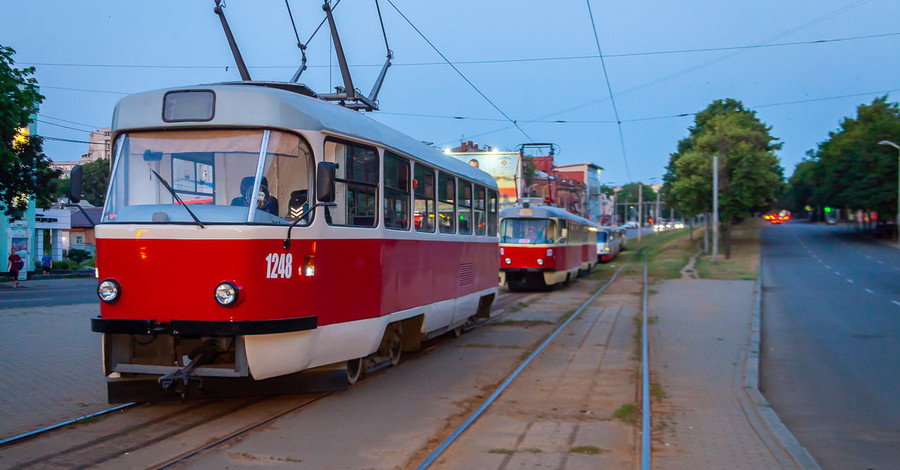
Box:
383;151;410;230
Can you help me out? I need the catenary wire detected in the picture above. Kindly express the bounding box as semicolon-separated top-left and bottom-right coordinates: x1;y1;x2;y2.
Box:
585;0;631;181
19;31;898;70
385;0;533;143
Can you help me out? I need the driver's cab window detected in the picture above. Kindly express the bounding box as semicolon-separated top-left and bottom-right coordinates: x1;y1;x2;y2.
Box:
253;131;313;224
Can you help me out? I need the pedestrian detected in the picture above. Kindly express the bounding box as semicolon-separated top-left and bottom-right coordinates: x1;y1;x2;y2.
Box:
41;251;53;275
7;248;23;288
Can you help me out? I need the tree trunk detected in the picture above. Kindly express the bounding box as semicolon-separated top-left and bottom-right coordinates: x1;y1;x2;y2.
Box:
722;219;732;259
689;217;694;241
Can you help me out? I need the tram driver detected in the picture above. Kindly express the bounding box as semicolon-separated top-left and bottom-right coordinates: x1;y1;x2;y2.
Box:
231;176;279;215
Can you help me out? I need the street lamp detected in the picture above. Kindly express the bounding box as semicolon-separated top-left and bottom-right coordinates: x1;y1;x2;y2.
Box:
878;140;900;243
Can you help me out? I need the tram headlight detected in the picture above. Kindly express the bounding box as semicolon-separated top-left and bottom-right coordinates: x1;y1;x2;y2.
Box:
537;259;544;266
97;279;120;303
214;282;239;306
505;258;511;265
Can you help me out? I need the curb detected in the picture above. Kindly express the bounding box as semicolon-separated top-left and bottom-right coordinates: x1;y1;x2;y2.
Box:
744;257;821;470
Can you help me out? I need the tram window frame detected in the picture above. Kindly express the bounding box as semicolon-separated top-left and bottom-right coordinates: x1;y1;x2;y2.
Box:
474;185;486;236
414;163;436;233
324;137;379;228
438;173;456;234
459;181;473;235
487;190;498;236
383;151;410;231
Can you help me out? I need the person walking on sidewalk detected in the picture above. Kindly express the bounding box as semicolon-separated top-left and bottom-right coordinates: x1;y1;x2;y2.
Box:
41;251;53;275
7;249;23;288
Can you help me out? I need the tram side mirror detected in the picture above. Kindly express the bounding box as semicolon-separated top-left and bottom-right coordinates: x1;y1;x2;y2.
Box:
143;150;162;161
316;162;337;203
69;165;83;204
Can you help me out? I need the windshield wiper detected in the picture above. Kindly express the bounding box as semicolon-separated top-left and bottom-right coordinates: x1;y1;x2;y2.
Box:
150;169;206;228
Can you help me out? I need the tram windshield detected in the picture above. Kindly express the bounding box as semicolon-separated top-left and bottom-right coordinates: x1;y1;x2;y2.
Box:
597;231;609;243
500;218;553;244
102;129;313;225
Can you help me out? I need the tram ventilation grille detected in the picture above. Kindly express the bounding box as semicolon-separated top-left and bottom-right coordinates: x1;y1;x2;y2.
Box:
458;263;474;286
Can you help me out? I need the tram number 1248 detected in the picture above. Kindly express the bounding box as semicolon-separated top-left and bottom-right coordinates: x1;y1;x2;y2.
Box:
265;253;294;279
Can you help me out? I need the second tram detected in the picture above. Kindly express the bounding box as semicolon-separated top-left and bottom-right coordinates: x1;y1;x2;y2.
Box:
498;201;597;291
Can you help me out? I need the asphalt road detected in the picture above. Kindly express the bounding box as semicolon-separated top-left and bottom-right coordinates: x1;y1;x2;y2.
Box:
760;221;900;469
0;277;99;309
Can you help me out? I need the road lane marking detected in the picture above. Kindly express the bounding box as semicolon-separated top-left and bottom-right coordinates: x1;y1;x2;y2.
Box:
825;265;831;269
847;279;854;283
865;288;874;294
877;260;885;264
834;271;841;275
818;259;823;263
0;298;54;303
866;255;872;259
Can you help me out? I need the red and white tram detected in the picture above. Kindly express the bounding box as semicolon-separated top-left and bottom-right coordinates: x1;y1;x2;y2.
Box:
73;83;500;402
498;201;597;291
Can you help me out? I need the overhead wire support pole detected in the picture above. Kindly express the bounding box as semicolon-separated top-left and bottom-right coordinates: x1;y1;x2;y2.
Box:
585;0;631;181
385;0;533;143
713;155;719;264
213;0;251;81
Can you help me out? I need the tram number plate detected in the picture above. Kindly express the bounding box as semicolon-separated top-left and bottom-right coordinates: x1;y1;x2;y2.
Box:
265;253;293;279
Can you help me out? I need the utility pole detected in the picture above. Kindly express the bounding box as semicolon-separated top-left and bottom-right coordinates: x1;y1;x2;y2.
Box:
712;156;719;265
638;183;643;244
655;190;661;236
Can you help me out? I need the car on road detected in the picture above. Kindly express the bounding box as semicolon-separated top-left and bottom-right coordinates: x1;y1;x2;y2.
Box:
623;221;639;229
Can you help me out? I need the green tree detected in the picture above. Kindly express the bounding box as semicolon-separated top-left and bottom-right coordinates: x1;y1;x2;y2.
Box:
0;44;61;220
664;99;783;258
805;96;900;219
81;157;110;207
614;182;657;222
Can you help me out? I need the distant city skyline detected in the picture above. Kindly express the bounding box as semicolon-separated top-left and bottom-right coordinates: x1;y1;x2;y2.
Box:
2;0;897;184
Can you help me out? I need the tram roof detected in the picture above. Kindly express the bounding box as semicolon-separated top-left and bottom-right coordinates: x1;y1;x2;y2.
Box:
110;82;497;189
499;204;595;226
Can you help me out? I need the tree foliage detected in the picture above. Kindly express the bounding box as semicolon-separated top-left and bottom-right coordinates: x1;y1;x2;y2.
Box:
0;44;61;220
81;157;110;207
662;98;783;257
784;96;900;220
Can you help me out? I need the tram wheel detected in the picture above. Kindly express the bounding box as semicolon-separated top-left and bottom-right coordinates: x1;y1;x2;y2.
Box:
386;323;402;367
346;357;365;385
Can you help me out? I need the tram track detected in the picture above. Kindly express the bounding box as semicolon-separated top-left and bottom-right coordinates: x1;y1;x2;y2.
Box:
1;290;532;469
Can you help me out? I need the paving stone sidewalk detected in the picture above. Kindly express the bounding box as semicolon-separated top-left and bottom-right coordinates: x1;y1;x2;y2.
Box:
649;279;796;469
0;303;107;440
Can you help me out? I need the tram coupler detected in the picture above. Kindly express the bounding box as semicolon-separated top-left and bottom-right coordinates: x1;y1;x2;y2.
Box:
157;339;221;399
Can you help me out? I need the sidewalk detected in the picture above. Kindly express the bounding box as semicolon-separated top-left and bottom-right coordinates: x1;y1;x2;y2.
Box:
649;279;795;469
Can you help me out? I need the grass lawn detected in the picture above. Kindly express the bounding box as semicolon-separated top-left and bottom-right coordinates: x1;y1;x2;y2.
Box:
694;219;760;280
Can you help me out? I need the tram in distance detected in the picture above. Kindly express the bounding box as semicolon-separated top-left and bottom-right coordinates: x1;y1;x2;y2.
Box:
70;82;501;402
596;225;626;262
498;200;598;291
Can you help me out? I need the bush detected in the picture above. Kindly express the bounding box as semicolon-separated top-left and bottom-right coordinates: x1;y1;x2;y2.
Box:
54;260;71;270
67;248;92;264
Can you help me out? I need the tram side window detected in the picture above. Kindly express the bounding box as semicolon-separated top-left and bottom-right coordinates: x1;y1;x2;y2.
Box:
474;185;486;236
384;151;410;230
325;139;378;227
438;173;456;234
488;190;498;236
459;181;473;235
414;164;435;232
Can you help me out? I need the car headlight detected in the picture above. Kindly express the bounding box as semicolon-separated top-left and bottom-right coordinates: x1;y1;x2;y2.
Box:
98;279;120;303
214;282;239;306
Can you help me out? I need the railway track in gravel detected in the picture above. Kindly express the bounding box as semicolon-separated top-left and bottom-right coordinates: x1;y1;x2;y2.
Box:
0;289;539;469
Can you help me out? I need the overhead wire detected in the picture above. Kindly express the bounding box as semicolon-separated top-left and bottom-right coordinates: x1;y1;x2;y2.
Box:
585;0;631;181
20;31;900;70
385;0;533;143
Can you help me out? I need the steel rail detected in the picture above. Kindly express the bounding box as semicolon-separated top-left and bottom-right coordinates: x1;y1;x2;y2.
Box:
415;257;632;469
641;254;651;470
0;402;136;447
